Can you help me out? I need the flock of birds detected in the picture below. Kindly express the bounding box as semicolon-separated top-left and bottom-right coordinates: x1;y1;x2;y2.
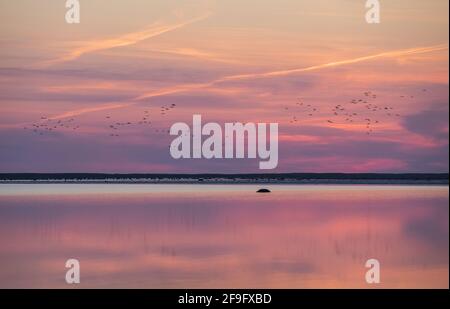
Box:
24;89;428;138
24;103;177;137
284;89;428;135
24;117;80;136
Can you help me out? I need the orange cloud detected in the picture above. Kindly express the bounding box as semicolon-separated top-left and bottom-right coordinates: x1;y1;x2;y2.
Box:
41;13;211;66
219;44;449;81
50;102;132;120
137;43;449;100
48;43;448;119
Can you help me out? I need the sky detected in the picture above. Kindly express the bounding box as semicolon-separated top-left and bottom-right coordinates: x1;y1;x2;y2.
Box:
0;0;448;173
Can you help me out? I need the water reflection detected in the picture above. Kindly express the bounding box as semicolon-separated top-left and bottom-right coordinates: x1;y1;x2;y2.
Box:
0;185;448;288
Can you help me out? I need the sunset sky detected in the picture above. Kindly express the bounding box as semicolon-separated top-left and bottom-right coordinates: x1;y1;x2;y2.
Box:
0;0;448;173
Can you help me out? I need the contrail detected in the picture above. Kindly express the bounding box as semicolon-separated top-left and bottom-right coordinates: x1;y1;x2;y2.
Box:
49;43;448;119
50;103;133;120
134;82;215;101
135;43;448;100
218;44;449;81
41;13;211;66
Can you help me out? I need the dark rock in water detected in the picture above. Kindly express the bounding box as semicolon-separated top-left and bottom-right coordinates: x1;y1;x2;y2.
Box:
257;188;271;193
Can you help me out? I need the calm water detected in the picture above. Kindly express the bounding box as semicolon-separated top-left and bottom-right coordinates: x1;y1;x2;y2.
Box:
0;184;448;288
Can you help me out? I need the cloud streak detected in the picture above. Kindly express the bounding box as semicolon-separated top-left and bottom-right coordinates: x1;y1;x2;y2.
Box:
52;102;131;120
49;43;448;119
219;44;449;81
134;43;449;100
41;13;211;66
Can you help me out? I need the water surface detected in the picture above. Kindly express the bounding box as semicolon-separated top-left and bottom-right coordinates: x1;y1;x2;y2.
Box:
0;184;448;288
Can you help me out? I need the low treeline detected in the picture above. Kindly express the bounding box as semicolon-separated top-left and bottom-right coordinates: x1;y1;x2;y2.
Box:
0;173;448;181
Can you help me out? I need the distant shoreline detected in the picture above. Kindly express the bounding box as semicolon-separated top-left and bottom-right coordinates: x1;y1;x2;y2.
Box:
0;173;448;185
